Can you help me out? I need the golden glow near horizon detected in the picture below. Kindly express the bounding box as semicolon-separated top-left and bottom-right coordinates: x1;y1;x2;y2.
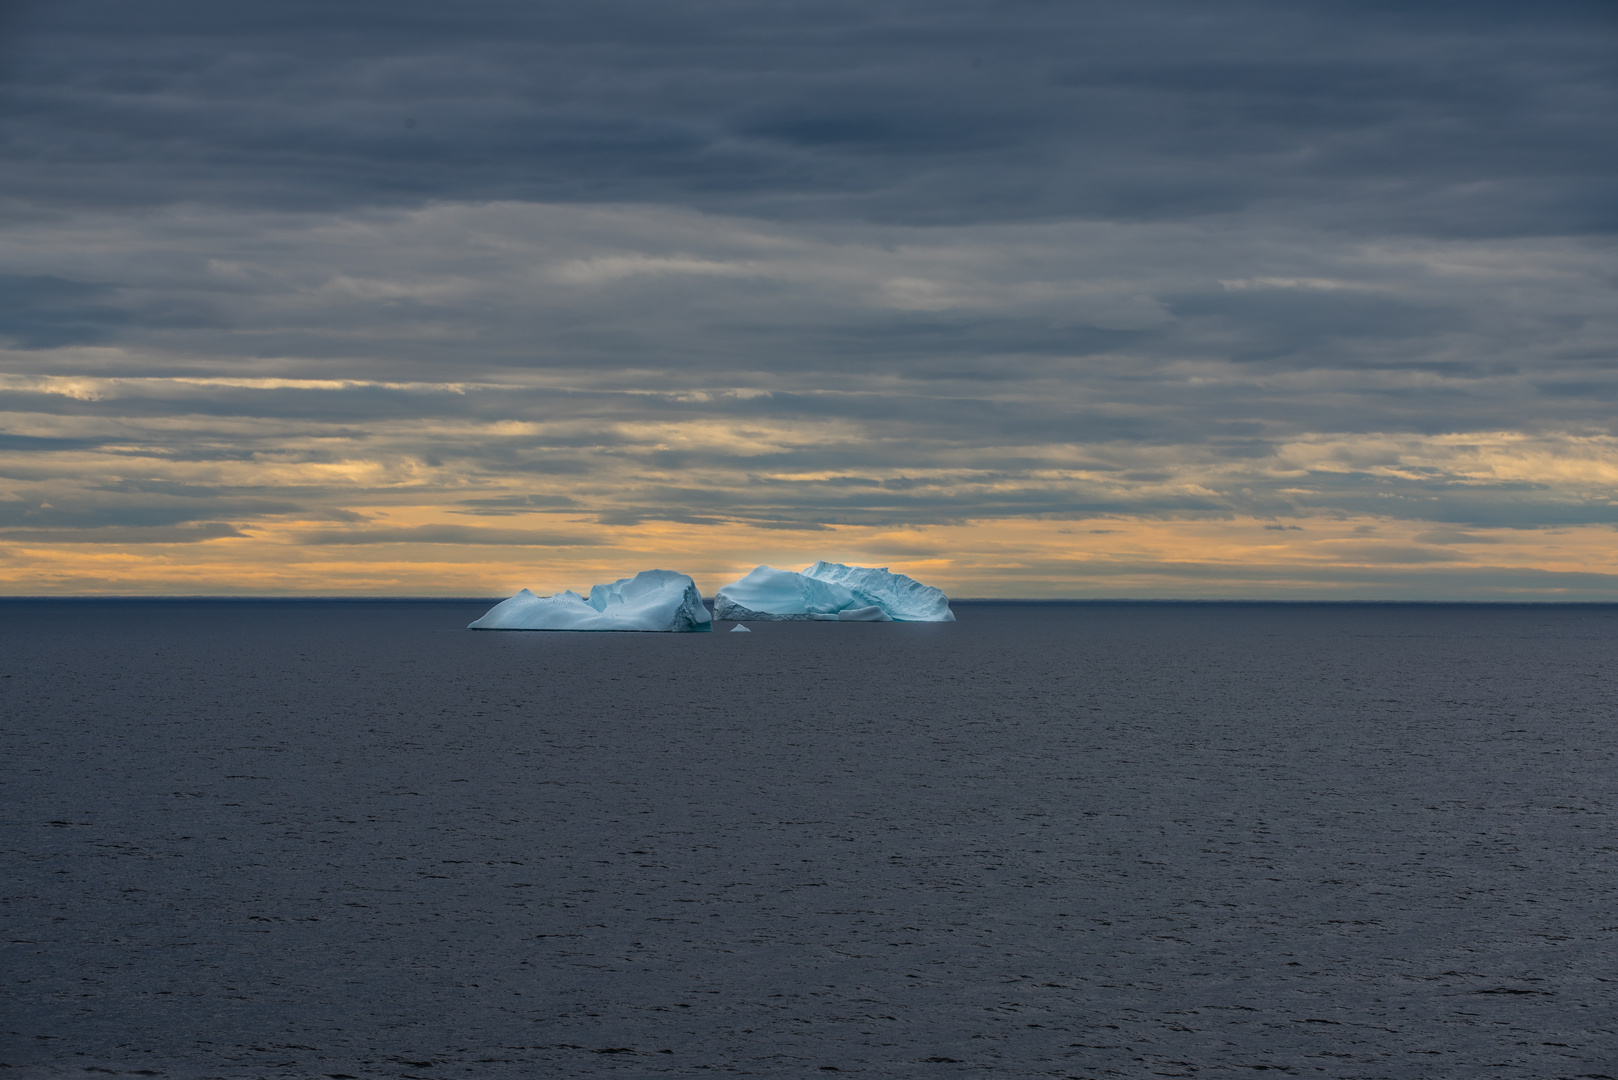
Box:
3;366;1616;598
5;513;1617;599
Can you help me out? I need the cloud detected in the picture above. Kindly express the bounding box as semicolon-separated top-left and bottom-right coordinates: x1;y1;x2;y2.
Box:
0;523;245;544
0;1;1613;595
295;525;598;546
1412;528;1505;545
0;275;130;349
2;0;1610;233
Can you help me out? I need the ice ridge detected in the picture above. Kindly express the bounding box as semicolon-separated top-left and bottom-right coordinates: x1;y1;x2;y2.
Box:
469;569;712;631
713;562;953;622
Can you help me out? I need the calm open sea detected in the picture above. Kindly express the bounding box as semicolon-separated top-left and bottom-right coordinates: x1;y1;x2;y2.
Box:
2;600;1615;1078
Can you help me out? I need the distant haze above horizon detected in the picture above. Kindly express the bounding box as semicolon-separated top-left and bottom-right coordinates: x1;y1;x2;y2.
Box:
2;0;1615;599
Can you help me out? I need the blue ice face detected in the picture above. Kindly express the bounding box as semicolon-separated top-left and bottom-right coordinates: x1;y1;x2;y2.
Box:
713;563;954;622
469;570;712;631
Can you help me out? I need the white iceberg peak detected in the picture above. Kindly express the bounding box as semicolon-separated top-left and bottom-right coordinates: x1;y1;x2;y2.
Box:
470;569;712;632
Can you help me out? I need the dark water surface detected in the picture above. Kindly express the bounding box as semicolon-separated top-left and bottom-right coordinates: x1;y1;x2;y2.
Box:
2;600;1615;1078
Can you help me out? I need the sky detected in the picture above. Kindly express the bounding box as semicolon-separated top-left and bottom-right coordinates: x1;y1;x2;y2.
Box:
1;0;1615;598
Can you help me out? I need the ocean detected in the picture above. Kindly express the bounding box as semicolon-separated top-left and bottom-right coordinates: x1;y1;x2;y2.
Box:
2;599;1615;1078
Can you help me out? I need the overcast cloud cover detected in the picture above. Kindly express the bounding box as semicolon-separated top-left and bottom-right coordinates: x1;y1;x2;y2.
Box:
1;0;1615;596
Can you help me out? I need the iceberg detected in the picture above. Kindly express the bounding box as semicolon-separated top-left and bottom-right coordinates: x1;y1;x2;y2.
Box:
711;564;860;622
469;569;712;632
713;562;954;623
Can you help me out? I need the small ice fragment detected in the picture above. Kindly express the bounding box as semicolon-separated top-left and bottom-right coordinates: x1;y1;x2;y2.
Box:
730;624;752;632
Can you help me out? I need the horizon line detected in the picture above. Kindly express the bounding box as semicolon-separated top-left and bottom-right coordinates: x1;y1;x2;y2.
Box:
2;595;1615;606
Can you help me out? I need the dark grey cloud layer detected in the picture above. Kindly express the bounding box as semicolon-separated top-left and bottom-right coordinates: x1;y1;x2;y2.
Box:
0;274;128;347
4;0;1613;232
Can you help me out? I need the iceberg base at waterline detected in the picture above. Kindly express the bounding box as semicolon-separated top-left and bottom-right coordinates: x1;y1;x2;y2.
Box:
713;562;953;623
469;569;713;632
834;605;894;622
